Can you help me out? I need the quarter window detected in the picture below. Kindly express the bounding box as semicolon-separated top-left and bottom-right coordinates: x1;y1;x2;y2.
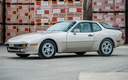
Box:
72;23;91;32
92;23;101;32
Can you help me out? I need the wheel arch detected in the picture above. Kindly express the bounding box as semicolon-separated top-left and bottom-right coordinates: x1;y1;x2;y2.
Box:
97;37;115;56
39;38;58;52
101;37;115;48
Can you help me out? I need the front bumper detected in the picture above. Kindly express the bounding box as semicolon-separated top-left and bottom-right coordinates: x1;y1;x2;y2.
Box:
7;47;26;53
5;42;39;54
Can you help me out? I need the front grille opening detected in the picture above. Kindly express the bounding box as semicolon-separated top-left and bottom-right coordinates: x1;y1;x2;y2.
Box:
9;47;19;50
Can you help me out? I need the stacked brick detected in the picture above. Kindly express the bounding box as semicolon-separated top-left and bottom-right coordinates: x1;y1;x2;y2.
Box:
86;0;126;40
52;1;66;23
86;0;126;27
6;2;18;41
34;0;84;32
0;0;3;44
34;1;52;32
66;1;83;21
126;0;128;43
5;0;35;41
5;0;85;41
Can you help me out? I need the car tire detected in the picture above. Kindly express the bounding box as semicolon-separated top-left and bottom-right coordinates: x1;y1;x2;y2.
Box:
16;54;30;58
75;52;86;56
97;39;114;56
39;40;56;59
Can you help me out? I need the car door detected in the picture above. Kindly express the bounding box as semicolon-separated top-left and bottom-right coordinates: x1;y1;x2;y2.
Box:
66;22;94;52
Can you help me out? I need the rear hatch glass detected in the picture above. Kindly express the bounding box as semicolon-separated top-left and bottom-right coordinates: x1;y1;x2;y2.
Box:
100;22;120;30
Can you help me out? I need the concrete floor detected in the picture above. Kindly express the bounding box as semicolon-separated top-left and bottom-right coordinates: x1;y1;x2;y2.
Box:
0;45;128;80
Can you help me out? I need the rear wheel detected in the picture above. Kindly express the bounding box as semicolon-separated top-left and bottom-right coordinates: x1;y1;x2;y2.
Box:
75;52;86;56
16;54;30;58
39;40;56;59
97;39;114;56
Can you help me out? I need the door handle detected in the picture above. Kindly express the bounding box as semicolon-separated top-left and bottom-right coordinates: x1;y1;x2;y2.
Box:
88;34;93;37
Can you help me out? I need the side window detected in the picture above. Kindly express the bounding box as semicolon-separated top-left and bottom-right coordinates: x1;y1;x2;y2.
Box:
72;23;91;32
92;23;102;32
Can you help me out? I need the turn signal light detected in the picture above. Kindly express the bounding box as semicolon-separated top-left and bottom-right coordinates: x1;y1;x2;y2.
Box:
22;44;27;47
31;44;38;46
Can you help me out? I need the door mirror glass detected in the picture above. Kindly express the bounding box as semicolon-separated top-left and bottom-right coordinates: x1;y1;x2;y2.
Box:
74;29;80;35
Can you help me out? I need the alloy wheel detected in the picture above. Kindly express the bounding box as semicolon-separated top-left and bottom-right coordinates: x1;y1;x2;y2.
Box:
101;41;112;55
42;43;55;57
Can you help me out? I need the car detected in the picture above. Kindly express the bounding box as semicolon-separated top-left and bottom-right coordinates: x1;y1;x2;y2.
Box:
5;20;124;59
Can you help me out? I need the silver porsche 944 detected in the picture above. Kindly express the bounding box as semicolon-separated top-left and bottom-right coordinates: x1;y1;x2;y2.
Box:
5;20;124;59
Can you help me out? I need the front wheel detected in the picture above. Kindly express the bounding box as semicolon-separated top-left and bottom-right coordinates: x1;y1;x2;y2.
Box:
16;54;30;58
39;40;56;59
97;39;114;56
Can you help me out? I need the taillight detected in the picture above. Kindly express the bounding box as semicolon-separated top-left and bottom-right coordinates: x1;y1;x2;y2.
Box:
121;32;125;40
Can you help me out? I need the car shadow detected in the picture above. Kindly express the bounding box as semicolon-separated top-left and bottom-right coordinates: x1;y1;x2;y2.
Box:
5;54;99;60
6;56;41;60
55;54;100;58
5;53;127;60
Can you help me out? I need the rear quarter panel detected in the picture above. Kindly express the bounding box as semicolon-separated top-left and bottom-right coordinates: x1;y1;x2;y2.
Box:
92;29;122;51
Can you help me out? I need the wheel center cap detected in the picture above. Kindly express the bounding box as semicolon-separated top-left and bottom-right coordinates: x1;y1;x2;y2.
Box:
47;48;50;52
106;47;108;49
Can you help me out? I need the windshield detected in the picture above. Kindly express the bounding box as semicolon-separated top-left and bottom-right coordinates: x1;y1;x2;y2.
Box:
100;22;116;29
46;21;76;32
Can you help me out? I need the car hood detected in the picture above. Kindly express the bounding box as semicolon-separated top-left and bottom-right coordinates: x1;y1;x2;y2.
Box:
7;31;63;43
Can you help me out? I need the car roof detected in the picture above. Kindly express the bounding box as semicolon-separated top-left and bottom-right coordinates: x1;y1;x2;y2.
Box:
73;20;98;23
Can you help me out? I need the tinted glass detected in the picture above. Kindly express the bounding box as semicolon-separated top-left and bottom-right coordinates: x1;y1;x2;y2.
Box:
72;23;91;32
47;21;76;32
92;23;101;32
100;23;115;29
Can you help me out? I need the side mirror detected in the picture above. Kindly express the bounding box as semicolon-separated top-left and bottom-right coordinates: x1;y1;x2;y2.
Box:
74;29;80;35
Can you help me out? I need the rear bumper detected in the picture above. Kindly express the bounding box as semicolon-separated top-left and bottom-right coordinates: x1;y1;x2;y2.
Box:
116;40;125;47
120;40;125;45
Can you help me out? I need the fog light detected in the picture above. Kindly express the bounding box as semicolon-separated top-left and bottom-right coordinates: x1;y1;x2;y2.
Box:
31;44;38;46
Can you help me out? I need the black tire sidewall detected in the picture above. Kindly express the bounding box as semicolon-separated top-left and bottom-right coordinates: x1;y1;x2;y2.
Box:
98;39;114;56
39;40;56;59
